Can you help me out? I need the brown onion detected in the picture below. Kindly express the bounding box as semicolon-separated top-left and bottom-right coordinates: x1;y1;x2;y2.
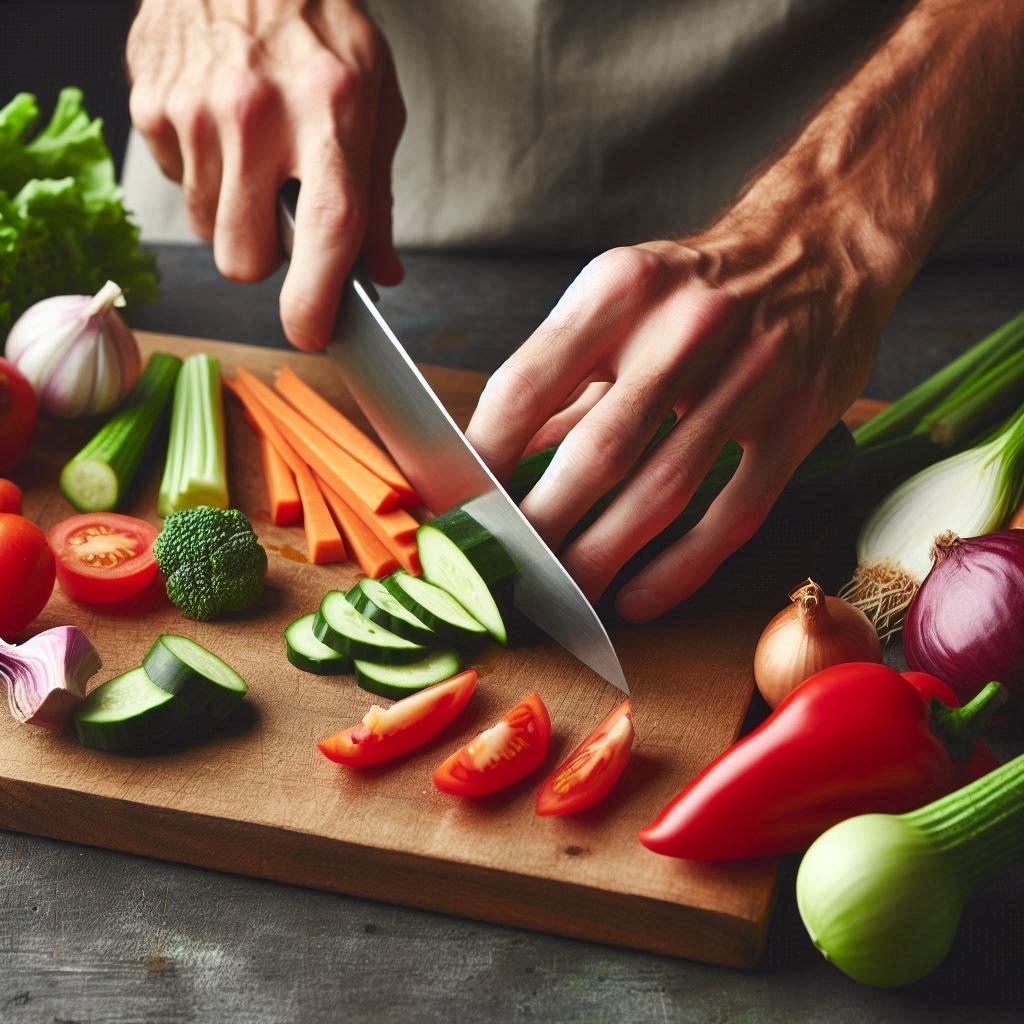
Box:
904;530;1024;706
753;579;883;708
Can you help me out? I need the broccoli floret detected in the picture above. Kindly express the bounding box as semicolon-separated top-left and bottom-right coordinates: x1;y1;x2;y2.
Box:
154;506;268;621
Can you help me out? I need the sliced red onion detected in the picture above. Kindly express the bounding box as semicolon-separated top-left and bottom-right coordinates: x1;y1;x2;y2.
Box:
0;626;102;730
904;529;1024;705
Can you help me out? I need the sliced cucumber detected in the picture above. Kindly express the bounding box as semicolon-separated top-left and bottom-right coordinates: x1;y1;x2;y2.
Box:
143;634;248;719
285;613;352;674
354;648;462;700
346;577;436;645
382;572;488;645
313;590;427;664
416;509;517;644
73;667;187;753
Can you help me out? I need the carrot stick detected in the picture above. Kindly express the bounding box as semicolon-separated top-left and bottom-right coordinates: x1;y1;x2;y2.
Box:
275;366;420;507
259;434;302;527
317;476;400;579
224;375;346;565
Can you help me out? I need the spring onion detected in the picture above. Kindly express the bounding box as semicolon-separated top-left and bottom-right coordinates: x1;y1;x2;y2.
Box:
158;353;229;516
797;740;1024;988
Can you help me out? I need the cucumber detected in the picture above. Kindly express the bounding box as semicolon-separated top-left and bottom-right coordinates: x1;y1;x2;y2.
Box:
346;577;436;645
73;666;187;753
143;634;248;719
416;509;517;644
353;648;462;700
313;590;428;664
381;572;488;645
285;613;352;674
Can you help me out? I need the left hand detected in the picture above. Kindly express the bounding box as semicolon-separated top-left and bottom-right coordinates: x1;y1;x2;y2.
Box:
466;204;895;621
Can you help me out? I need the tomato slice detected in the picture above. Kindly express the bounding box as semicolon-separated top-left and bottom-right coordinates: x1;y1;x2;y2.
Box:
433;691;551;797
535;700;634;816
48;513;160;605
318;670;478;766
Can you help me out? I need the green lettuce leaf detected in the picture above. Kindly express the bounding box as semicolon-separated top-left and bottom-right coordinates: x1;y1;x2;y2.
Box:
0;87;157;340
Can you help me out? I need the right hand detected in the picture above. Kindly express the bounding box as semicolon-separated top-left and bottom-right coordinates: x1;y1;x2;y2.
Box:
127;0;406;350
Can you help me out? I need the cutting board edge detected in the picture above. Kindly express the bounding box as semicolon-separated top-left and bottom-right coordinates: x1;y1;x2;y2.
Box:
0;777;774;968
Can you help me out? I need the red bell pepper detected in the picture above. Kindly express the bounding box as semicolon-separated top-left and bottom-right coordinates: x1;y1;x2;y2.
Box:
639;662;1003;862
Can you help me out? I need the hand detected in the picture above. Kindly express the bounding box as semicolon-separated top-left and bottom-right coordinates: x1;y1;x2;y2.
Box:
127;0;405;350
467;198;896;621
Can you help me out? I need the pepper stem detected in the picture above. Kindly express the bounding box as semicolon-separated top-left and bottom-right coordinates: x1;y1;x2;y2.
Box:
86;280;125;317
929;681;1007;763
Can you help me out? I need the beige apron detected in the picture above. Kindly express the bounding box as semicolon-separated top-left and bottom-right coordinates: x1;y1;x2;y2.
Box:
123;0;1023;253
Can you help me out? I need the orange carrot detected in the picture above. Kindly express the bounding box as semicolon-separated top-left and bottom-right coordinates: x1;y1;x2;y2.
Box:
275;366;420;507
225;375;346;565
259;434;302;527
237;367;399;513
317;476;400;579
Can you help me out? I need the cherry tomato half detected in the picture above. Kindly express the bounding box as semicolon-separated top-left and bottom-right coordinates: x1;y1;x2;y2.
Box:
0;358;37;475
535;700;635;816
48;513;159;605
318;670;478;767
0;478;22;514
0;512;55;638
433;691;551;797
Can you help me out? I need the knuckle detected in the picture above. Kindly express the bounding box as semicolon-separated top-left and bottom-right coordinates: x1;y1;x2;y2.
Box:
128;88;167;136
307;190;361;241
595;246;667;299
575;417;634;481
483;363;543;421
568;541;617;589
732;493;772;544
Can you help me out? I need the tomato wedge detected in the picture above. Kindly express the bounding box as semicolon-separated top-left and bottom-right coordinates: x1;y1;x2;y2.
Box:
318;670;478;766
433;691;551;797
535;700;634;816
48;513;160;605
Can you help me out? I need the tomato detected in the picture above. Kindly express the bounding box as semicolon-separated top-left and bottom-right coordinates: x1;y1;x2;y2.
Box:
0;513;55;638
0;358;37;475
48;513;160;605
535;700;635;816
0;479;22;514
433;691;551;797
318;670;478;767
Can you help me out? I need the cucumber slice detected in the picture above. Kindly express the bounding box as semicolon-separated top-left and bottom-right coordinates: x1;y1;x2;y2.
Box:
353;649;462;700
346;577;436;645
285;613;351;674
143;634;248;719
416;509;517;644
313;590;427;664
382;572;488;644
73;667;187;753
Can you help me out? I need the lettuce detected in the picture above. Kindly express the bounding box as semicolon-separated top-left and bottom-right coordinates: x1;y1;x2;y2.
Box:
0;87;158;339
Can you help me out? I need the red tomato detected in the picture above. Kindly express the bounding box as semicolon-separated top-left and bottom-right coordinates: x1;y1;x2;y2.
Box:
318;670;478;766
433;691;551;797
0;358;37;475
535;700;635;816
0;513;55;638
48;513;159;605
0;479;22;514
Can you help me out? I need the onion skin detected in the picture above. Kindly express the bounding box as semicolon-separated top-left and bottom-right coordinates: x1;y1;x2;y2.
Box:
904;530;1024;708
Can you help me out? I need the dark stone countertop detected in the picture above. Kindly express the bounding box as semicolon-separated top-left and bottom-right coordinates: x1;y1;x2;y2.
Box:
2;245;1023;1024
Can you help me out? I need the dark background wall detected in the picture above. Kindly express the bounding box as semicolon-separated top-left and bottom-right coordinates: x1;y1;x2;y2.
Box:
1;0;135;173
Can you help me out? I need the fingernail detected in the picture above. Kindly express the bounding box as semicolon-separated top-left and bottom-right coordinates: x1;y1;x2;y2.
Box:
617;588;656;622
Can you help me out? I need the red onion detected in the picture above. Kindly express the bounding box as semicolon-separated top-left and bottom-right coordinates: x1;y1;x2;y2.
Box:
904;530;1024;706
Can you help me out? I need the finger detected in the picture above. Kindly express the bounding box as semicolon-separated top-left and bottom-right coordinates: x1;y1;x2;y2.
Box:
561;404;733;600
280;141;369;351
523;381;612;455
171;101;222;241
520;371;679;548
615;442;795;622
129;88;184;183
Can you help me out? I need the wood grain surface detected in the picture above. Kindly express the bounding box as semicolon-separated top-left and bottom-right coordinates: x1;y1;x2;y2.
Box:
0;330;875;969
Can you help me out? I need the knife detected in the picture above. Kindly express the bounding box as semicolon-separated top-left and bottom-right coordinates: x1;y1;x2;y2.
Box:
277;182;627;693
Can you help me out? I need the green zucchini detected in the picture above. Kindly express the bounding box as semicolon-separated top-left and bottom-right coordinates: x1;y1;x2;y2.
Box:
346;577;436;645
353;648;462;700
416;508;517;644
73;666;187;753
285;613;351;674
143;634;248;718
313;590;427;664
381;572;488;645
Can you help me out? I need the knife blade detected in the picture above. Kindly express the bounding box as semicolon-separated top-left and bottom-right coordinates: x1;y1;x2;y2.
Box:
277;184;628;693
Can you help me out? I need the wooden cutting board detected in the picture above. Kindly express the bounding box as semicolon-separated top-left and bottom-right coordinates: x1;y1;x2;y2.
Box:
0;331;876;968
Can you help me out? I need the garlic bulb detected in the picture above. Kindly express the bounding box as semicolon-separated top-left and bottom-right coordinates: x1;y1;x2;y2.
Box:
5;280;141;418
